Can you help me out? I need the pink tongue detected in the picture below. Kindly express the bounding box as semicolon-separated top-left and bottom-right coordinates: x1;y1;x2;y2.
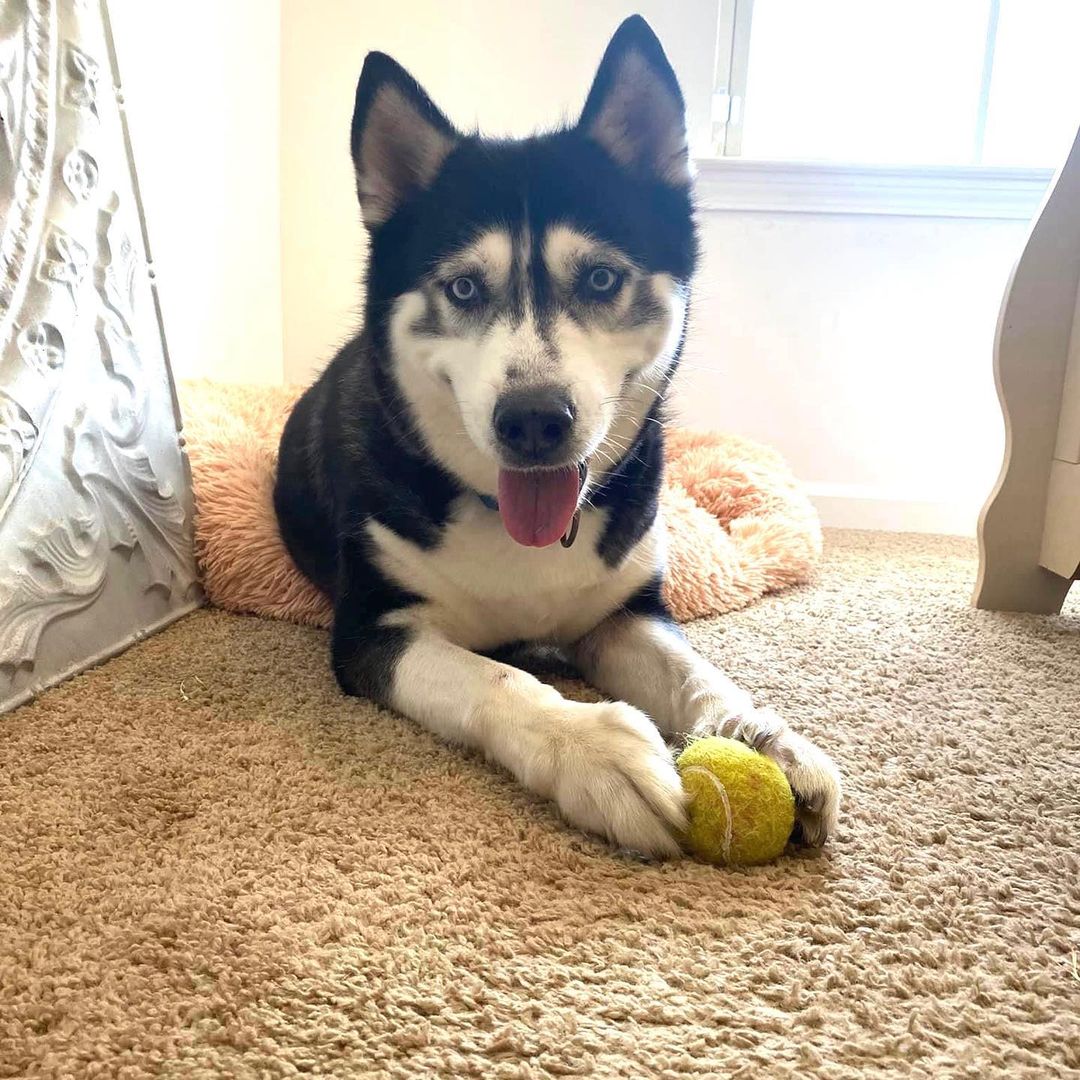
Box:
497;466;580;547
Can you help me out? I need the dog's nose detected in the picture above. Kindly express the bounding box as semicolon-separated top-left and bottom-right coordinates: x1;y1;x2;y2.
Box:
493;389;575;465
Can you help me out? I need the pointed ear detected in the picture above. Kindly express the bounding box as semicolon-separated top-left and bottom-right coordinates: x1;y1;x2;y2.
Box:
578;16;690;187
350;52;458;230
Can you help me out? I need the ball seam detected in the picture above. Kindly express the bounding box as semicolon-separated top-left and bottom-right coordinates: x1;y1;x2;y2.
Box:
682;765;734;862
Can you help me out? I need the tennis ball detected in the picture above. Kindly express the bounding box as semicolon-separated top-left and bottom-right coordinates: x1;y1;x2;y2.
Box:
676;736;795;866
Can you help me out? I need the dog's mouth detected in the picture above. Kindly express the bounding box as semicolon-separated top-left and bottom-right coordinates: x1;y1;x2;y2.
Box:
496;461;587;548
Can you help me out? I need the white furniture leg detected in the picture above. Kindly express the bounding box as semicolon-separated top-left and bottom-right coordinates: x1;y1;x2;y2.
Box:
974;123;1080;615
1040;277;1080;582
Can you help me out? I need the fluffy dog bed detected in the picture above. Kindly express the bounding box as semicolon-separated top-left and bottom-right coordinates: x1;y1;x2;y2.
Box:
176;380;821;625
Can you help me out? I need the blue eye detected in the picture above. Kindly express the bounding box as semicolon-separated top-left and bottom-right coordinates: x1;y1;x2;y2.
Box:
584;266;622;298
447;275;480;304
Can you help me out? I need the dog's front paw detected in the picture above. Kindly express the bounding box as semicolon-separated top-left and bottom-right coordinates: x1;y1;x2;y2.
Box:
544;701;687;858
695;707;841;847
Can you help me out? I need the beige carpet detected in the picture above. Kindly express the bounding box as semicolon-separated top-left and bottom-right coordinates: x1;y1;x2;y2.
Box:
2;530;1078;1079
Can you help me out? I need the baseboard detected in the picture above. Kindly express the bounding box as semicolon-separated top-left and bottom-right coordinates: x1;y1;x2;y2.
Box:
805;483;980;536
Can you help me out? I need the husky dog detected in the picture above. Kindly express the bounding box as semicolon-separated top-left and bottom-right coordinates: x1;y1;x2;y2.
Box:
275;16;840;856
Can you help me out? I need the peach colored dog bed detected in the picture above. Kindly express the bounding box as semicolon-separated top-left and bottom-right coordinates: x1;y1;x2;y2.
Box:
177;381;821;626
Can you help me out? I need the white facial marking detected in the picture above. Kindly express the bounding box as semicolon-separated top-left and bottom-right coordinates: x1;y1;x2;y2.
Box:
515;222;532;307
439;229;513;291
542;225;635;292
389;223;687;495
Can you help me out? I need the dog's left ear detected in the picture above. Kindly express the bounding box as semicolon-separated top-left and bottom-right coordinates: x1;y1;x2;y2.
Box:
578;16;691;187
350;52;459;230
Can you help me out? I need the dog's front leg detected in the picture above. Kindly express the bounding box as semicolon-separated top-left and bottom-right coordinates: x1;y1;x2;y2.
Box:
332;609;687;857
572;612;841;845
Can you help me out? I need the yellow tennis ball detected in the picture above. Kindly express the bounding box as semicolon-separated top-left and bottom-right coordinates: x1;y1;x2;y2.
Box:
676;736;795;866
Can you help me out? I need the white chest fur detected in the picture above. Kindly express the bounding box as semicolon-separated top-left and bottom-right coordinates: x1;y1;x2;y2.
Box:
367;497;662;650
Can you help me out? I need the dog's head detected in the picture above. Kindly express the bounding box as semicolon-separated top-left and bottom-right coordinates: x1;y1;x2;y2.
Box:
351;16;696;546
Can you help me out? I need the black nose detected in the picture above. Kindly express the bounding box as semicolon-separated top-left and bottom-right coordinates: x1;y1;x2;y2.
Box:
493;389;575;465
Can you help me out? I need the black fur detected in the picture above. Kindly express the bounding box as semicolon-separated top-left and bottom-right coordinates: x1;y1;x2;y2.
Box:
621;575;671;622
592;399;669;567
274;15;697;702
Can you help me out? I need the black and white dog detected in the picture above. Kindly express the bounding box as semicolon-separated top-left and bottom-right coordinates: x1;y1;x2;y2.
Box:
275;16;840;856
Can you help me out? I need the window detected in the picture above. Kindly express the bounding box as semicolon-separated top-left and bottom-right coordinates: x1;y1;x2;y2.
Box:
709;0;1080;168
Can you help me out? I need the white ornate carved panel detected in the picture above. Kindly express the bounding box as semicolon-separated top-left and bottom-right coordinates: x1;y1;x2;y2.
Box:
0;0;201;713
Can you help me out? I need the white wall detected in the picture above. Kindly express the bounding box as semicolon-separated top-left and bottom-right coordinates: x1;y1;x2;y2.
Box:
674;210;1022;534
108;0;283;384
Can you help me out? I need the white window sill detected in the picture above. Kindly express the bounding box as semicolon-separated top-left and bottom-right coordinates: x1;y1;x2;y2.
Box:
694;158;1054;221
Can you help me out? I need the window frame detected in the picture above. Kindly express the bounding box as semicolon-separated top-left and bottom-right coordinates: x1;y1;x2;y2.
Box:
712;0;1008;166
710;0;754;157
699;0;1056;219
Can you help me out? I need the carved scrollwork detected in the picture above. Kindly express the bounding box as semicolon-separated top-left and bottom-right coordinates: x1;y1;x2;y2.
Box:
62;42;99;115
0;406;195;672
62;147;100;201
16;321;65;374
37;225;90;300
0;392;36;509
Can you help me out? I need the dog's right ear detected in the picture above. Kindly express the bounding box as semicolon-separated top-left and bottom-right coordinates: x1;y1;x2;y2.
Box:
350;53;458;230
578;16;690;187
